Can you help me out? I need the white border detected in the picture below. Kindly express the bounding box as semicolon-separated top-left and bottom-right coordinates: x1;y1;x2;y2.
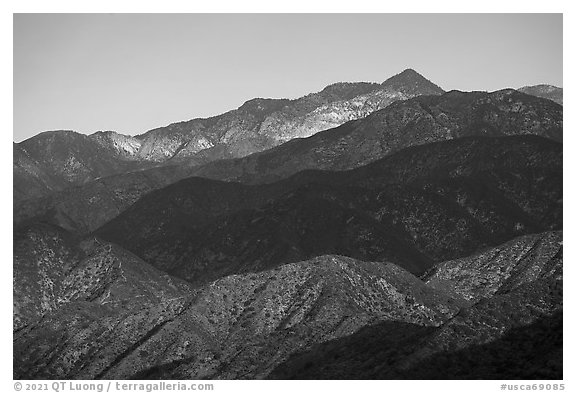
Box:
2;2;573;391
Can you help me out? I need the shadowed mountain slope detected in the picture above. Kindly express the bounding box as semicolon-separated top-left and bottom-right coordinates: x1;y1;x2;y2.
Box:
396;311;562;380
14;165;185;234
94;135;562;284
16;132;561;240
14;143;69;202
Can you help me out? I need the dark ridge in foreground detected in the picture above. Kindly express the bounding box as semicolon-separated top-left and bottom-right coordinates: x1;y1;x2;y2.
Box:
268;232;563;379
13;229;459;380
399;311;563;380
14;227;561;379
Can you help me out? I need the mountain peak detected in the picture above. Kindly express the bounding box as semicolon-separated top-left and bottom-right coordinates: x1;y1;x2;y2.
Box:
237;97;290;117
385;68;425;82
397;68;420;76
382;69;444;95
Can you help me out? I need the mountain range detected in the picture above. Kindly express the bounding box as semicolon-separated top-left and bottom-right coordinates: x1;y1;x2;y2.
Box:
13;69;563;380
13;69;443;202
14;70;561;204
14;85;562;235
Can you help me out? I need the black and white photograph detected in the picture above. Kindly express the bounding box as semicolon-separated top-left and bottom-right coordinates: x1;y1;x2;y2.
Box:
7;8;569;388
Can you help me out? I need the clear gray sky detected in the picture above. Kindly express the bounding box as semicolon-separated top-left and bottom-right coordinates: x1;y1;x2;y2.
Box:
13;13;562;142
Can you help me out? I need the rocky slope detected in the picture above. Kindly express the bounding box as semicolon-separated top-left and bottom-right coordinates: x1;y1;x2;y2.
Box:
134;69;444;162
424;231;563;303
90;131;143;158
14;230;561;380
519;84;563;105
120;256;460;380
95;135;562;284
14;226;460;380
188;89;562;184
13;222;192;332
13;131;155;203
269;231;563;379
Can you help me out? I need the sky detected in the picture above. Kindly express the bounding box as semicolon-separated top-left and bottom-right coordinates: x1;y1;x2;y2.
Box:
13;13;563;142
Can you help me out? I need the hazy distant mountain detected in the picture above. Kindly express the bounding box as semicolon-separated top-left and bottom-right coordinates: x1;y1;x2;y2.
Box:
14;69;443;203
95;135;562;284
518;84;563;105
